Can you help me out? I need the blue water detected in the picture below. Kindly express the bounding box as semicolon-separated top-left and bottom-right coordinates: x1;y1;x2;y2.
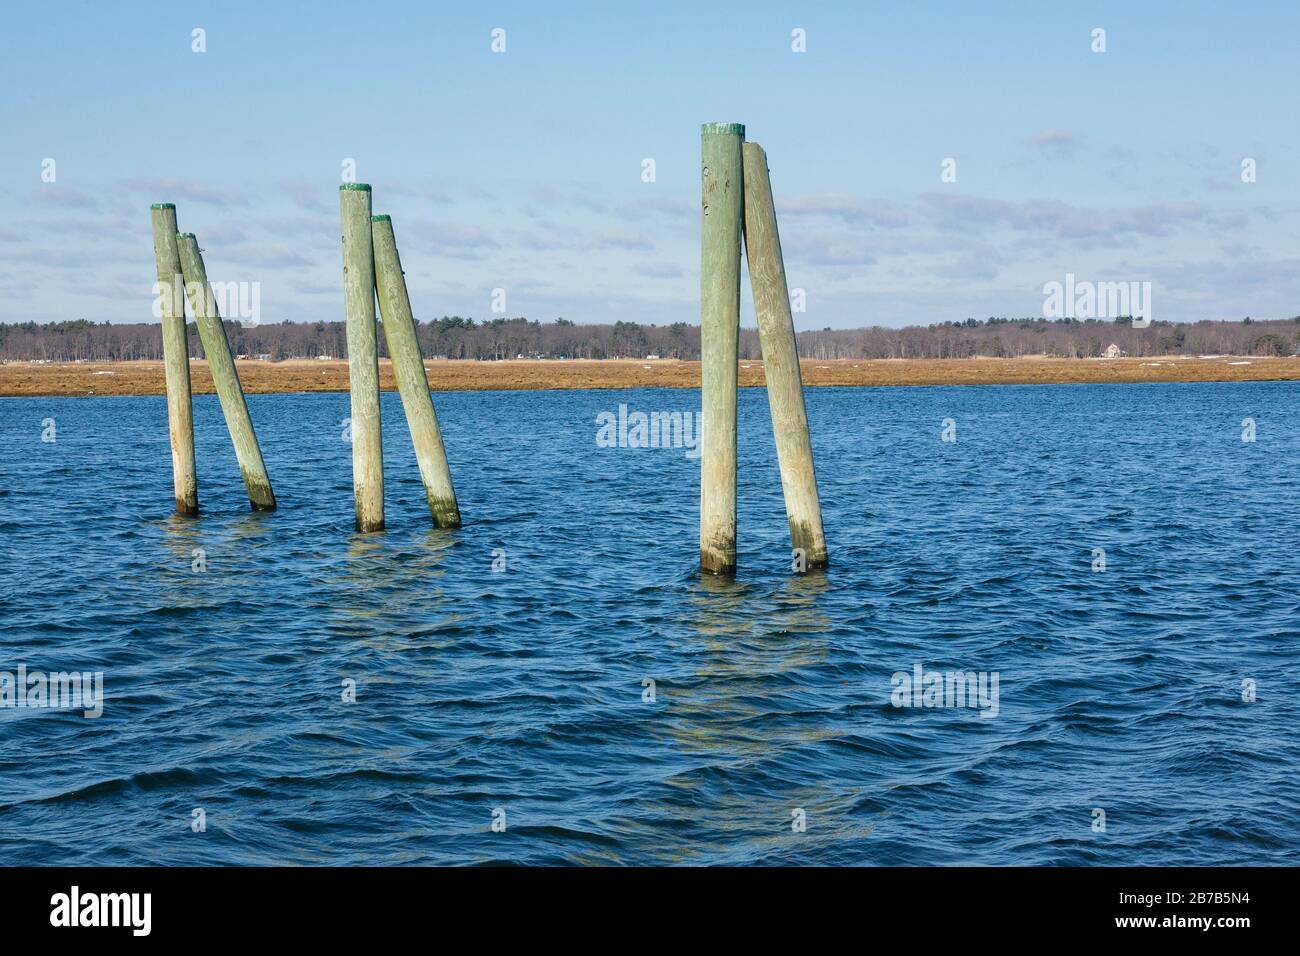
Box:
1;382;1297;865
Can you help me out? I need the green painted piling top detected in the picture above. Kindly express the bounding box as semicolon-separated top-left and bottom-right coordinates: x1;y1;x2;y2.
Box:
701;122;745;136
176;232;195;239
150;202;175;210
340;183;371;191
371;214;391;222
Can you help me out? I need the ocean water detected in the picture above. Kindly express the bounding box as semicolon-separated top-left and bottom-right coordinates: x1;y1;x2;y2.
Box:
0;382;1297;866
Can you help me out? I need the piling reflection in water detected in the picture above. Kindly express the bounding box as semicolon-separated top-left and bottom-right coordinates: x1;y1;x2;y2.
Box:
643;573;846;863
333;529;460;651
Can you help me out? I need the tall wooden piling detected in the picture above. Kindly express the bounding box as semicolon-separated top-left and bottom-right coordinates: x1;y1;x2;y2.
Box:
742;143;828;569
150;203;198;515
175;233;276;511
699;122;745;575
340;184;384;532
371;215;461;528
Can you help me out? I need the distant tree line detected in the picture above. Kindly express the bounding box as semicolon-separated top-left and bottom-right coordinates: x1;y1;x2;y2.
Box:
2;314;1298;363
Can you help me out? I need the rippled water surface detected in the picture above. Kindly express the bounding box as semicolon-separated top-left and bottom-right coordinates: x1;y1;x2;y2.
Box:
1;382;1297;865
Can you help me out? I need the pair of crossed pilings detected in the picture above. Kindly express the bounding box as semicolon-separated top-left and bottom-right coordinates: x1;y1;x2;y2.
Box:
339;184;460;533
150;203;275;514
698;123;828;575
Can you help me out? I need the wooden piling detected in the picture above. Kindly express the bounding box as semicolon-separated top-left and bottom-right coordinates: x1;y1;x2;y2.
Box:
340;184;384;532
371;214;461;528
742;143;828;569
175;233;276;511
699;122;745;575
150;203;197;515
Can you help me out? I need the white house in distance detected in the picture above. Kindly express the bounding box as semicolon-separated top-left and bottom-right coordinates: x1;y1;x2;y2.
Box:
1103;342;1125;359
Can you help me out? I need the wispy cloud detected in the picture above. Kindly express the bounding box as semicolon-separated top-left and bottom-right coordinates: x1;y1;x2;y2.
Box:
29;187;100;210
400;220;501;260
916;194;1230;243
778;194;910;228
275;180;331;214
1025;128;1086;160
221;246;317;269
119;177;251;207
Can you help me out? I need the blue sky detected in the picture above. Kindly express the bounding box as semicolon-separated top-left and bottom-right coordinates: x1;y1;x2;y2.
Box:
4;1;1297;329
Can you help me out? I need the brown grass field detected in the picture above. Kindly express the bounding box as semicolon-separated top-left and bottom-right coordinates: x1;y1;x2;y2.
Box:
3;355;1299;397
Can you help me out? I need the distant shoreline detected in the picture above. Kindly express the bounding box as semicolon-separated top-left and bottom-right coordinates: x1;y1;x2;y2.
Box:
3;356;1299;397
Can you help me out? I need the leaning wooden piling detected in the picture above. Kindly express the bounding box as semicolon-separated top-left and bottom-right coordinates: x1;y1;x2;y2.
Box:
175;233;276;511
742;143;828;569
150;203;198;515
699;122;745;575
371;215;461;528
340;184;384;532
